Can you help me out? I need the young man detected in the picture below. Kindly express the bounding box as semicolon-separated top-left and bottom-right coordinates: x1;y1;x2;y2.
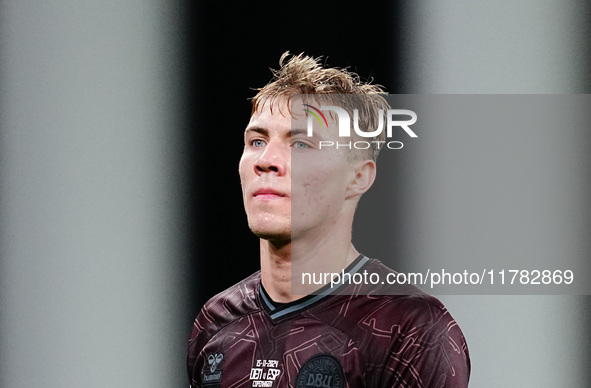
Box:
188;53;470;387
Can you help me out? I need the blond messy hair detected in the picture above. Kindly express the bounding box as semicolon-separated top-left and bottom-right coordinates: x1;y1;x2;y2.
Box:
251;52;390;161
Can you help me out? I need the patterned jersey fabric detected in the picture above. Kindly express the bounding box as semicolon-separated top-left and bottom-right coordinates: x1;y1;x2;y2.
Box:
188;256;470;387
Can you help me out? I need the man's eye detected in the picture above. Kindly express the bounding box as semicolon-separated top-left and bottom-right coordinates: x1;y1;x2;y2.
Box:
292;141;310;149
251;139;266;147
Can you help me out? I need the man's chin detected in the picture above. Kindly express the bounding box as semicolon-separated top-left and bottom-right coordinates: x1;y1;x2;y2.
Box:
250;227;291;244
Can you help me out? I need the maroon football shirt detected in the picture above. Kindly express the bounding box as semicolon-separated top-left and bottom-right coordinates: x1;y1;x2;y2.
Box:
188;256;470;387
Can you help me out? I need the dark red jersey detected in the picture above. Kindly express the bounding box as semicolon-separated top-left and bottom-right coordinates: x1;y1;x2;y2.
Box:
188;256;470;387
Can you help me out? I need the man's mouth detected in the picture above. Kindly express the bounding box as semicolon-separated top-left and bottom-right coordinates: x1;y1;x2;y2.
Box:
253;188;287;199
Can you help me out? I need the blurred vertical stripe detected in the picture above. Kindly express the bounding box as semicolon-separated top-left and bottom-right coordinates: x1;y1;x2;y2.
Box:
396;1;591;387
0;1;190;386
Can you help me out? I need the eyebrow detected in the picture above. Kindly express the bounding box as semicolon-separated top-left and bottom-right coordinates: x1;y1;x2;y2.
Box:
290;129;308;137
244;127;310;138
244;126;269;137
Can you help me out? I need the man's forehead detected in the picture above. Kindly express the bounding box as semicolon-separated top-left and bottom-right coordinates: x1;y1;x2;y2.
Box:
246;96;340;138
246;99;292;131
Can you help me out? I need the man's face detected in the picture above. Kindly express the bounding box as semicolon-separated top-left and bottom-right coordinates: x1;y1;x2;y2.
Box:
239;99;356;243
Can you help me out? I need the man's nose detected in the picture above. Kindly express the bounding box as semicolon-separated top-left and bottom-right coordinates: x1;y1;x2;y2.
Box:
254;142;287;175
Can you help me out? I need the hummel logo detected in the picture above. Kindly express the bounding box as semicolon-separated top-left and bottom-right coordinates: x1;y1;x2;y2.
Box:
207;353;224;373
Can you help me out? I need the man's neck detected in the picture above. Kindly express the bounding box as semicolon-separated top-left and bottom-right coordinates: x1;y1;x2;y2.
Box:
259;234;359;303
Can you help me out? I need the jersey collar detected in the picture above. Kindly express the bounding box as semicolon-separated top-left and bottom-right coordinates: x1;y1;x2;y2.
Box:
259;255;370;320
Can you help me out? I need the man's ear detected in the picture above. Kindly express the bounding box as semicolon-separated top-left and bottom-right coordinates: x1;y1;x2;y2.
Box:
345;159;376;199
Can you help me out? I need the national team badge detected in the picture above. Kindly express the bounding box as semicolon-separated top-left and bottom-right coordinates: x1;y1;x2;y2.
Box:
295;354;345;388
202;352;224;385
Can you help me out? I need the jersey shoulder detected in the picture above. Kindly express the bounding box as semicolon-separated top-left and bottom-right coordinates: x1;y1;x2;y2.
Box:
360;259;471;386
352;259;467;346
306;259;470;385
189;271;261;347
306;258;458;340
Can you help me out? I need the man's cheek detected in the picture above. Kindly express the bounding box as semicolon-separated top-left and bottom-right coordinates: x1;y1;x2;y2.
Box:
300;178;327;204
